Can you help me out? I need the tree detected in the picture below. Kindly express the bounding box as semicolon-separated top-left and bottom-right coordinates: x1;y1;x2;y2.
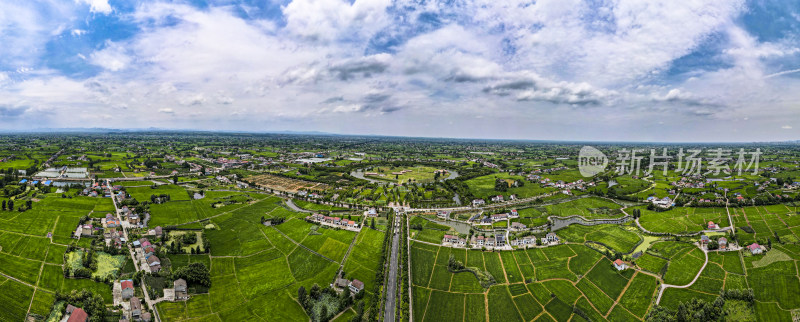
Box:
320;305;328;322
173;262;211;287
7;200;13;211
298;286;307;304
1;200;4;210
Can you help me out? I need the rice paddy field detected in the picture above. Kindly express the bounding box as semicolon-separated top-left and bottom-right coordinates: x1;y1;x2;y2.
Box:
158;195;382;321
636;206;729;234
0;194;116;321
544;197;624;219
410;242;665;321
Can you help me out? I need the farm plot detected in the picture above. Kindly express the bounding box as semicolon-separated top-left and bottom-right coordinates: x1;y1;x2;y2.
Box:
159;200;358;321
556;224;641;254
637;206;728;234
544;196;623;219
249;173;330;193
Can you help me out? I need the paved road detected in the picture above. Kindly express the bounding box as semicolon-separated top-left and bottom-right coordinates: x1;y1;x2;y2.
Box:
655;248;709;304
109;181;161;322
383;217;401;322
285;199;312;213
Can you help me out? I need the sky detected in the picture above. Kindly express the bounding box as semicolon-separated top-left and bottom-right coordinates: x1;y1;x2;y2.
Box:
1;0;799;142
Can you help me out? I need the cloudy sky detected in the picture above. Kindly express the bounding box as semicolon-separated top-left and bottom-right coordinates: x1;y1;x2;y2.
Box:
1;0;799;142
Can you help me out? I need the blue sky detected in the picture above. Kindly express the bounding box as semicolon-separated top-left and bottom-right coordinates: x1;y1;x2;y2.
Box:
1;0;799;142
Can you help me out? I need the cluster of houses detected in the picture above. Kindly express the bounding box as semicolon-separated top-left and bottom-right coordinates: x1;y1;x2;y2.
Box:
440;231;561;249
470;209;519;225
510;232;559;247
80;181;123;198
118;280;153;321
333;277;365;295
120;206;143;227
306;213;360;230
133;237;161;273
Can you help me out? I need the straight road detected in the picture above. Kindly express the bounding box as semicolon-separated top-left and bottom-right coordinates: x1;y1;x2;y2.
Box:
109;180;160;322
383;217;401;322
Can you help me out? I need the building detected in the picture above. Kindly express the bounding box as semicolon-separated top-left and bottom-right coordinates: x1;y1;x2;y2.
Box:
442;235;459;244
708;221;720;230
437;211;449;219
121;280;134;299
719;237;728;250
67;307;88;322
510;222;527;231
335;278;349;289
490;213;508;221
174;279;189;300
349;279;364;294
491;195;504;202
130;297;142;318
509;209;519;218
748;243;763;255
700;235;710;245
146;255;161;272
472;199;485;207
613;259;627;271
105;213;120;228
471;235;485;246
141;312;152;322
365;208;378;217
495;235;506;247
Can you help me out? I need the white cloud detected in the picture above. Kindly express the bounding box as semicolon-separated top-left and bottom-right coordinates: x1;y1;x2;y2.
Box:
76;0;112;14
782;125;793;129
89;41;131;71
159;108;174;114
71;29;86;36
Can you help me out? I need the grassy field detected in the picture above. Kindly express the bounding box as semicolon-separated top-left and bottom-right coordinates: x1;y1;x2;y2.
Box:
556;224;642;254
465;173;555;200
637;206;728;234
158;195;359;321
544;196;623;219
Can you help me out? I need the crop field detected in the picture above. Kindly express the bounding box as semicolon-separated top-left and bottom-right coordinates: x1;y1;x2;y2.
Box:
556;223;642;254
0;193;118;320
465;173;555;200
249;173;330;193
149;191;272;227
730;205;800;245
410;242;670;321
637;206;728;234
159;196;360;321
544;197;623;219
126;184;192;201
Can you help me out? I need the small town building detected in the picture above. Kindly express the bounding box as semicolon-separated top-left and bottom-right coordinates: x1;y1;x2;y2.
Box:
719;237;728;250
748;243;763;255
174;279;189;300
349;279;364;294
121;280;134;299
130;297;142;318
613;259;627;271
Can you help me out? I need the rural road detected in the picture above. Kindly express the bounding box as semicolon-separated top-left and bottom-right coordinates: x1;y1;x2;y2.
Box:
655;248;709;304
285;199;312;213
383;216;401;322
